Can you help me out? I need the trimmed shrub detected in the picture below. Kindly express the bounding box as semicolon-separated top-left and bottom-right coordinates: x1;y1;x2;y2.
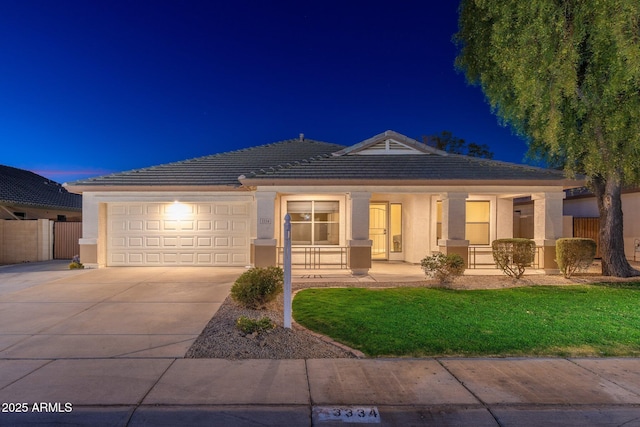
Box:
492;238;536;279
69;255;84;269
556;238;597;278
236;316;275;335
231;266;284;309
420;252;466;284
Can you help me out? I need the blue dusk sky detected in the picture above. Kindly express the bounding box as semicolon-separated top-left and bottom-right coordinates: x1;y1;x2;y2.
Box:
1;1;531;184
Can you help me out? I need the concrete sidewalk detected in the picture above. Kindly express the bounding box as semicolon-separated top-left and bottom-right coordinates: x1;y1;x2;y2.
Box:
1;357;639;426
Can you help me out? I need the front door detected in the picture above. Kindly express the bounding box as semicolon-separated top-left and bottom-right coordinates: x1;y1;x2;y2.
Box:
369;203;387;260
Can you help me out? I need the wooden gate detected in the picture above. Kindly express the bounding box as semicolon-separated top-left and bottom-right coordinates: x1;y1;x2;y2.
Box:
573;217;601;258
54;222;82;260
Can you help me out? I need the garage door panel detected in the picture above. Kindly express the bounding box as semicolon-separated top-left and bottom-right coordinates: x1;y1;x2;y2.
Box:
232;221;247;231
111;220;127;232
197;253;212;263
213;253;229;264
108;202;250;266
129;205;144;215
128;237;144;247
129;220;143;231
111;253;126;264
145;253;161;264
232;237;247;247
214;205;229;215
214;237;229;247
163;237;178;247
232;253;248;264
214;220;229;230
197;220;212;230
197;237;212;247
128;253;144;263
146;204;161;214
232;205;249;216
111;237;127;249
164;220;178;230
111;205;127;215
179;253;195;263
146;237;161;247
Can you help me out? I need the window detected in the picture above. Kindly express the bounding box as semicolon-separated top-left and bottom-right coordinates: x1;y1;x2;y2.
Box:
436;200;491;245
390;203;402;252
465;201;490;245
287;201;339;245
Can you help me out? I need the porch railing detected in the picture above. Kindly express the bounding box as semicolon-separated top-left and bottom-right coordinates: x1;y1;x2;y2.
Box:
468;246;542;269
277;246;349;269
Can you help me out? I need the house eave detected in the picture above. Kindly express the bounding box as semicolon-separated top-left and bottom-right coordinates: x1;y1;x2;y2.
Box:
63;184;246;194
0;200;82;212
239;177;585;188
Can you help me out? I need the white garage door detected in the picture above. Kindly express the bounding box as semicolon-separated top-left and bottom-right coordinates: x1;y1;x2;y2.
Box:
107;202;251;266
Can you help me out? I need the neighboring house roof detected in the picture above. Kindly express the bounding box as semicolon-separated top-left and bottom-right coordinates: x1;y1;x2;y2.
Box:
564;186;640;200
64;131;583;191
66;138;345;189
0;165;82;210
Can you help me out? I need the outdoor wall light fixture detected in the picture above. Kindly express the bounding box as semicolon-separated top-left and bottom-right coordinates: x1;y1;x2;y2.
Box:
167;200;190;220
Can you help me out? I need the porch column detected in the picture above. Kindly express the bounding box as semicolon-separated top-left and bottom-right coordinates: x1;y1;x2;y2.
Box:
438;192;469;266
496;197;514;239
348;192;372;276
252;191;277;267
532;192;565;271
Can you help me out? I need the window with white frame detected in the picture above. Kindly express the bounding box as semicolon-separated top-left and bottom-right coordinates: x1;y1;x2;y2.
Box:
436;200;491;245
287;201;339;245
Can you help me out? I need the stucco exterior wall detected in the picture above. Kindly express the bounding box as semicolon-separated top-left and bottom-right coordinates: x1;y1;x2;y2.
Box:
403;195;431;263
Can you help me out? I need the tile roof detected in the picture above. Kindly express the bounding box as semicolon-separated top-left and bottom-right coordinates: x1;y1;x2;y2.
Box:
64;132;582;190
240;153;578;185
0;165;82;210
66;138;345;188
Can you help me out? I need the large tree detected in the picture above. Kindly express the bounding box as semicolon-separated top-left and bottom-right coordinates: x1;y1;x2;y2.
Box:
455;0;640;277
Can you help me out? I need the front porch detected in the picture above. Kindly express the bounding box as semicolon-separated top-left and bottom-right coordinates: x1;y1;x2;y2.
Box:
253;189;568;276
290;261;549;286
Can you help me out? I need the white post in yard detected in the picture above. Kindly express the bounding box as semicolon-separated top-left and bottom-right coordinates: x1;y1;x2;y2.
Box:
283;213;292;329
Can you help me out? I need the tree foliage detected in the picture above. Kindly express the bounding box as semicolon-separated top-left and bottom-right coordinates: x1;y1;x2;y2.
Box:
455;0;640;276
423;131;494;158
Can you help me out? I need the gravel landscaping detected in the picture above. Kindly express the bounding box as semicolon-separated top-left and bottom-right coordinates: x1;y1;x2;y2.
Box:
185;293;358;359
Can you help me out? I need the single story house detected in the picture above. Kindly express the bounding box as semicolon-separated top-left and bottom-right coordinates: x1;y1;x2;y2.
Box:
65;131;583;273
1;165;82;264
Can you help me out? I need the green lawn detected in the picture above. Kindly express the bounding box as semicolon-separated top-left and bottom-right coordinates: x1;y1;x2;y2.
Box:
292;284;640;357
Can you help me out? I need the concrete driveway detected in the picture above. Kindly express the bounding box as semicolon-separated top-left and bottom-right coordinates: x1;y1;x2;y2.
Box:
0;261;243;359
